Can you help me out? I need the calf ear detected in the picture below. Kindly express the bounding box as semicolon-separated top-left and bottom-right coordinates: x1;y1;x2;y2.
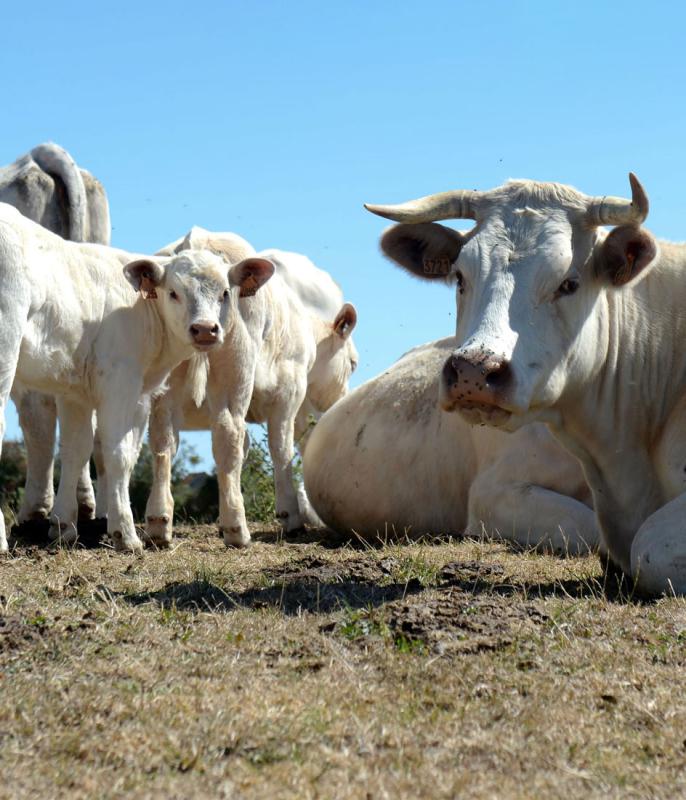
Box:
380;222;465;281
333;303;357;339
597;226;658;287
229;257;275;298
124;259;166;298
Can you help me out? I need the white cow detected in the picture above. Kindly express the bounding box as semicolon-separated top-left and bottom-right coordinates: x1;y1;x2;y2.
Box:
303;337;597;553
0;203;273;553
0;143;112;528
366;174;686;595
144;229;358;547
0;142;111;245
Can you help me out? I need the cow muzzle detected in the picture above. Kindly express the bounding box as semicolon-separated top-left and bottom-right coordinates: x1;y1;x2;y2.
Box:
190;321;221;350
440;350;513;424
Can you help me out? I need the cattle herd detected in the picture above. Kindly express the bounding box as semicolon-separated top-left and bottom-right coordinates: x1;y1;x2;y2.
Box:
0;143;684;598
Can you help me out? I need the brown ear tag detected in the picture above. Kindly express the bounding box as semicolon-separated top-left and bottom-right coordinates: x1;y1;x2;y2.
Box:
240;275;260;298
141;275;158;299
422;256;451;276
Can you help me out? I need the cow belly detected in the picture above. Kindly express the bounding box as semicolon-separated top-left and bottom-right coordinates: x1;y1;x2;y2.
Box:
16;331;91;397
655;393;686;500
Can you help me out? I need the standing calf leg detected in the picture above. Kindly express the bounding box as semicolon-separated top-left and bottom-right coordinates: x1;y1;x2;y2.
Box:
15;389;57;524
49;398;95;545
213;408;251;547
145;392;178;547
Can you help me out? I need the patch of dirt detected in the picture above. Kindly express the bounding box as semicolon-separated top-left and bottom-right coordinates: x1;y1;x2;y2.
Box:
0;615;50;651
386;588;548;655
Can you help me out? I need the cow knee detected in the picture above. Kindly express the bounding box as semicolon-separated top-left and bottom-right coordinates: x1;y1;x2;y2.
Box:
631;526;686;596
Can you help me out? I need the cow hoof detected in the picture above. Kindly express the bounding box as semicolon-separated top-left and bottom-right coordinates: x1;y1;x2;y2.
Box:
277;511;304;534
111;530;144;554
0;539;8;554
144;516;173;548
77;503;96;523
47;522;78;546
221;526;251;549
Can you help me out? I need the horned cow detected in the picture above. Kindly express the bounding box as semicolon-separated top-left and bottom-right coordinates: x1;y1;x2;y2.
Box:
367;174;686;595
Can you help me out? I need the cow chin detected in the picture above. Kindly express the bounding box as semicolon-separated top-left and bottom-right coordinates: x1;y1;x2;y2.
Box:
192;340;220;353
454;403;513;429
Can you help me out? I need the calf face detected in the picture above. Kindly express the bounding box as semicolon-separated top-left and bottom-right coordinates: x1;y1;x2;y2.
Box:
370;176;657;430
124;251;274;352
307;303;359;412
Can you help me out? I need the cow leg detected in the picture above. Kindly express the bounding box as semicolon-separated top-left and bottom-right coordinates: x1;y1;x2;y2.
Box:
144;391;178;547
15;390;56;524
293;400;324;526
267;386;305;533
74;411;98;522
49;398;95;545
212;407;251;547
92;429;108;519
630;493;686;596
97;391;148;553
468;472;599;555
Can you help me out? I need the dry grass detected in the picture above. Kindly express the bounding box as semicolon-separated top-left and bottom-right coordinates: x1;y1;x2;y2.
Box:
1;524;685;799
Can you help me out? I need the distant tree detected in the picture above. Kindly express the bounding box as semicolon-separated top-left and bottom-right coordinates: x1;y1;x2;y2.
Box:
0;426;282;526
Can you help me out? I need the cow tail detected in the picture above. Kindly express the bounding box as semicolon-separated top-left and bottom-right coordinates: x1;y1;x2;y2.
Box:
30;143;88;242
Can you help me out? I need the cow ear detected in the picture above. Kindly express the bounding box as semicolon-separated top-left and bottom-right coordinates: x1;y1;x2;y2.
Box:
124;259;166;298
229;257;275;298
380;222;465;281
333;303;357;339
597;226;658;287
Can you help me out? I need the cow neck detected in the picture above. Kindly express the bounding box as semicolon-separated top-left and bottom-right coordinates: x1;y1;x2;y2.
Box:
135;296;194;395
553;244;686;566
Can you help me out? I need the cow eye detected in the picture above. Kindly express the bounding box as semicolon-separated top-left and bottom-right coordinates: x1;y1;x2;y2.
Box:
556;278;579;298
455;270;465;295
222;289;230;300
169;290;179;301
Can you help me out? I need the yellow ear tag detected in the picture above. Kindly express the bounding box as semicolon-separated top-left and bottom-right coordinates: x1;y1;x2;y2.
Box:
141;275;158;299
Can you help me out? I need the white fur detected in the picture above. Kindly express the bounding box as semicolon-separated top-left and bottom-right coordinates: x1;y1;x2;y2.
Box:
144;232;358;546
0;203;234;552
303;337;597;554
383;178;686;595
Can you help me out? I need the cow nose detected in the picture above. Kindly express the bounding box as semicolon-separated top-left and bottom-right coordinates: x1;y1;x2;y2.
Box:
442;352;512;408
190;321;220;343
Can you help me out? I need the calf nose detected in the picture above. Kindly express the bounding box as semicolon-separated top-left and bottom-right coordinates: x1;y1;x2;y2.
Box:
442;352;512;408
190;321;220;345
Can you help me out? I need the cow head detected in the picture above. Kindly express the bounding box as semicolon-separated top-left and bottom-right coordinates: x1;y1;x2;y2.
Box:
367;174;658;430
124;250;274;352
307;303;359;412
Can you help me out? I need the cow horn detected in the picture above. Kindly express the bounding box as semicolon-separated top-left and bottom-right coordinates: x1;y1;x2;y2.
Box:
364;190;478;223
586;173;649;227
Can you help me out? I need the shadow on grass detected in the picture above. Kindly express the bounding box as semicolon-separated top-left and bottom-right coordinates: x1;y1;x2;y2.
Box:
121;551;652;618
124;575;424;616
9;518;108;550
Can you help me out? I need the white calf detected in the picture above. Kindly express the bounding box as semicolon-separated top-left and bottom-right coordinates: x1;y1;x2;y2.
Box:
0;203;272;552
144;231;358;547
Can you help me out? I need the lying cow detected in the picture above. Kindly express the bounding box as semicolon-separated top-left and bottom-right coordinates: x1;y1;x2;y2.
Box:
0;203;272;552
366;174;686;595
144;228;358;547
1;143;112;529
303;337;597;553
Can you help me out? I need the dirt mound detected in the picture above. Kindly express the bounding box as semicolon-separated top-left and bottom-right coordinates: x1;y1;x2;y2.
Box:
386;587;548;655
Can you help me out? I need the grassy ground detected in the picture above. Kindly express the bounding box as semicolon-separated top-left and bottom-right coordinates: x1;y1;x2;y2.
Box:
1;524;685;799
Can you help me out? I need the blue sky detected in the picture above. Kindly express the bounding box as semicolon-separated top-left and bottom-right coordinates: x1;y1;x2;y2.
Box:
3;0;685;467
